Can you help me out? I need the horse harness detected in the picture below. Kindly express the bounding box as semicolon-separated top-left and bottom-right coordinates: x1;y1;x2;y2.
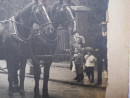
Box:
9;3;53;42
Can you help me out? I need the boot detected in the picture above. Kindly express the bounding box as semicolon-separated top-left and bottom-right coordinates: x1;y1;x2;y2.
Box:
74;76;79;80
76;74;84;82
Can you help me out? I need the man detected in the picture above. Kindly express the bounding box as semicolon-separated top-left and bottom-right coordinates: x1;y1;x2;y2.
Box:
94;22;107;85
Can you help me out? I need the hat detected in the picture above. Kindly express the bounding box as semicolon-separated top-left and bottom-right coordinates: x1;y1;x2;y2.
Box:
73;44;83;53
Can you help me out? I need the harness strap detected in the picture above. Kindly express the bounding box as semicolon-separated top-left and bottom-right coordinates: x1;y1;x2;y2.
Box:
9;17;33;42
9;19;39;30
39;22;52;29
38;33;58;46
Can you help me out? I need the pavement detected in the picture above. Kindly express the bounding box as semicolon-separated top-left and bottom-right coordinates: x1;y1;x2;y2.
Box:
0;60;106;98
0;61;107;89
0;73;106;98
44;62;107;89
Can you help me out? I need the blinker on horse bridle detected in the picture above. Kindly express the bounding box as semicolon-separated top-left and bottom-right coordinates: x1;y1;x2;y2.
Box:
33;4;52;29
56;4;75;29
11;3;53;42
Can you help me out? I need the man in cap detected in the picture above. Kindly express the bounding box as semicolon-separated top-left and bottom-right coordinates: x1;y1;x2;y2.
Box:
94;22;107;85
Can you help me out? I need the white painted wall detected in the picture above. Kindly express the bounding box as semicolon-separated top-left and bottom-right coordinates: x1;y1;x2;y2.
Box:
105;0;129;98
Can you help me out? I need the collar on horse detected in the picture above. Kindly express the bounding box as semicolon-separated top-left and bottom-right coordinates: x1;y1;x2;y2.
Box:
10;3;53;42
9;16;34;42
35;28;58;46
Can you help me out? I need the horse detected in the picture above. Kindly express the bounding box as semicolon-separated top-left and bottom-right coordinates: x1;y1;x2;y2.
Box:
28;2;77;98
0;1;54;96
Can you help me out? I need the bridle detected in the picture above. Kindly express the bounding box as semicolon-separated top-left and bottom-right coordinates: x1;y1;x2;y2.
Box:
57;4;75;27
33;4;53;28
39;22;52;29
12;3;53;42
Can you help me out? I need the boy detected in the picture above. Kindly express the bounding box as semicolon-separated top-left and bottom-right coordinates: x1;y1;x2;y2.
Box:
73;46;84;82
84;47;97;83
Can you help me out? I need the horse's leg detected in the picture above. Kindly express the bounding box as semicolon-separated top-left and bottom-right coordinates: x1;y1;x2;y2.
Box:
19;58;27;96
14;69;18;86
13;61;19;92
6;58;15;96
42;61;52;98
33;59;41;98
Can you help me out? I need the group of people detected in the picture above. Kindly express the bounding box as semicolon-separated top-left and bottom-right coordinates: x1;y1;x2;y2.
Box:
70;35;97;83
40;0;108;85
70;27;107;85
72;45;97;83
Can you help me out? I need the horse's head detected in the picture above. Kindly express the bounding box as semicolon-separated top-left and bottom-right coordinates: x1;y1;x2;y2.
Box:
53;4;77;34
32;3;54;35
15;2;54;40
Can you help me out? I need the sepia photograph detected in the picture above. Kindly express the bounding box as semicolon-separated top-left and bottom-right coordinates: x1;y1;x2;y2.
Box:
0;0;129;98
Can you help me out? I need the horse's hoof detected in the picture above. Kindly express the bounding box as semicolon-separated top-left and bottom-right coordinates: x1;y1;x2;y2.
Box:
19;89;25;96
15;85;19;91
9;85;16;93
34;94;41;98
34;87;40;98
8;91;13;97
21;96;27;98
42;93;49;98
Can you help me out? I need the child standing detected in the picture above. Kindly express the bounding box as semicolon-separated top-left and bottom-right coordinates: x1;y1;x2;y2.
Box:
73;46;84;82
84;47;97;83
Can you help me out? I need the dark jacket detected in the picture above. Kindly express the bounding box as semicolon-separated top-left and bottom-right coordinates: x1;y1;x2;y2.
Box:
73;53;84;65
94;35;107;59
